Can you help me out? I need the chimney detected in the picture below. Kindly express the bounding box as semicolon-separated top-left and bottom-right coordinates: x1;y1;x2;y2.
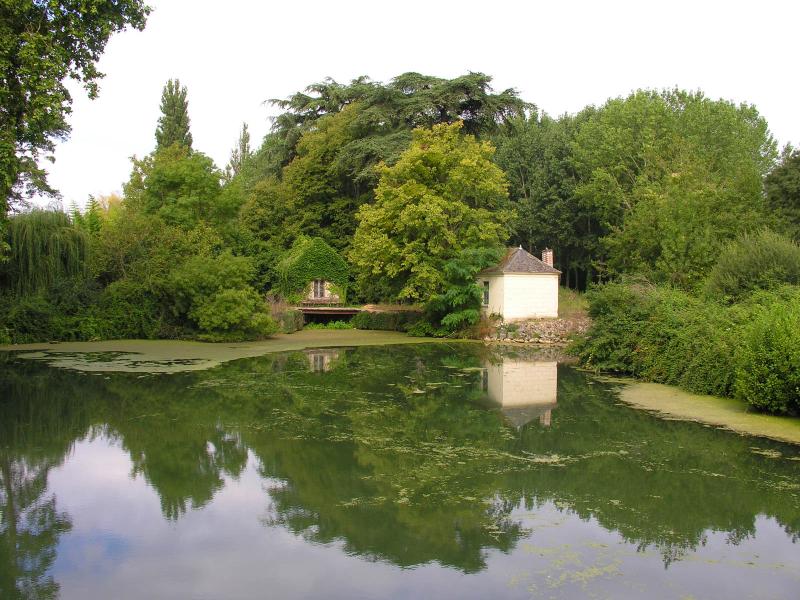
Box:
542;248;554;267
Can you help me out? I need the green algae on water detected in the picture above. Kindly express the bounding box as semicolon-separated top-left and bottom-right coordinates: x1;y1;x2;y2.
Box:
616;381;800;445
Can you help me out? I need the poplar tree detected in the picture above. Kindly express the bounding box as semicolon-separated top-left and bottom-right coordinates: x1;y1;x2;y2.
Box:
155;79;193;150
225;122;251;179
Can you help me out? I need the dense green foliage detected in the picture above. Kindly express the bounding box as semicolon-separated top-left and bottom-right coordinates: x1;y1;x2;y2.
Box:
168;252;276;341
2;210;88;295
418;246;503;336
125;144;225;228
494;90;776;288
572;281;800;414
351;310;422;332
303;319;353;330
765;146;800;238
704;229;800;301
155;79;192;150
736;293;800;414
493;112;594;288
350;122;511;301
234;73;528;272
0;0;150;247
276;236;348;301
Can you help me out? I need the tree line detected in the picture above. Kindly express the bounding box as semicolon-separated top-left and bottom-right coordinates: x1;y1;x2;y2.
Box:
1;3;799;343
2;71;799;342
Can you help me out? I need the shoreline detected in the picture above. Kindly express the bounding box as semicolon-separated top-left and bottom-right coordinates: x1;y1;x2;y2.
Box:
0;330;467;373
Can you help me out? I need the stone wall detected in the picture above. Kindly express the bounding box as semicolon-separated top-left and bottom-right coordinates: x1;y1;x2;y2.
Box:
485;316;590;346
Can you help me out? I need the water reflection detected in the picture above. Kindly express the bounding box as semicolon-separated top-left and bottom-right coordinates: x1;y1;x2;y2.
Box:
481;358;558;428
304;349;340;373
0;346;798;598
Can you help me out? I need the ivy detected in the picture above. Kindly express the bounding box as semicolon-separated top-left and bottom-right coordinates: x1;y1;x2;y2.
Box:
277;236;349;301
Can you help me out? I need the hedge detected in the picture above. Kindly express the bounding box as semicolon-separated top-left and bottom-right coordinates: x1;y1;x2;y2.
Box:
570;281;800;415
352;310;422;332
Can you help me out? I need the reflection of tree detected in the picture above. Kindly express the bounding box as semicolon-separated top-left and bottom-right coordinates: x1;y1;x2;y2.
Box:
100;379;249;521
0;362;84;599
1;345;800;578
0;454;72;599
501;366;800;565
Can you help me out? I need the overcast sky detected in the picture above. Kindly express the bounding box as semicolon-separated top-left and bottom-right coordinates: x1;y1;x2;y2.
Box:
48;0;800;209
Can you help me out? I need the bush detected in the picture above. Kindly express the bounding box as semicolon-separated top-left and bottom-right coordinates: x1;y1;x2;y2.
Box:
423;247;502;335
168;251;254;316
572;280;800;414
735;290;800;414
276;309;304;334
704;229;800;302
96;279;167;339
192;288;278;342
352;310;422;331
572;281;741;398
3;295;55;343
303;320;354;330
168;252;277;341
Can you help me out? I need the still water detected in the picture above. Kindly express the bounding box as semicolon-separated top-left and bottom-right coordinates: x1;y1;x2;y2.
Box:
1;344;798;599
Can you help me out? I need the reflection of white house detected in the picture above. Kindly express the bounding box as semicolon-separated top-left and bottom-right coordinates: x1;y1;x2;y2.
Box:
304;349;341;373
478;247;560;320
481;359;558;428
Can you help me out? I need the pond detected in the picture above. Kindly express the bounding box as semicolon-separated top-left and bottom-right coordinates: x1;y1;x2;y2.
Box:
1;343;798;599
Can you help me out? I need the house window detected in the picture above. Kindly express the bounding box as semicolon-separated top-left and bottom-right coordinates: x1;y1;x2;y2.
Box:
313;279;325;299
483;281;490;306
481;368;489;392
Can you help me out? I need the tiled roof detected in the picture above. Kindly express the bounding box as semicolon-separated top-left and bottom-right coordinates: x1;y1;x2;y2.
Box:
478;247;561;275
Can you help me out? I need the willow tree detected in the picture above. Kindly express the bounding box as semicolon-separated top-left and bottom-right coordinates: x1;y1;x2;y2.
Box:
3;211;88;295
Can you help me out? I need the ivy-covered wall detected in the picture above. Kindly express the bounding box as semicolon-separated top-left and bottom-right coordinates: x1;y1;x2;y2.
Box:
277;236;349;302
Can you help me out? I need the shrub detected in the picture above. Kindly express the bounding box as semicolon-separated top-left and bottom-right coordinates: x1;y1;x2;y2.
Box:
704;229;800;302
303;320;353;330
192;288;278;342
572;281;741;397
276;309;304;334
96;279;167;339
735;290;800;414
572;280;800;414
352;310;422;331
167;252;277;341
423;247;502;335
3;295;55;343
168;251;254;316
570;281;656;374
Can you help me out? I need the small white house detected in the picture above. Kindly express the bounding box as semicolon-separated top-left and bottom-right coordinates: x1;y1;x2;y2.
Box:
478;247;560;320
